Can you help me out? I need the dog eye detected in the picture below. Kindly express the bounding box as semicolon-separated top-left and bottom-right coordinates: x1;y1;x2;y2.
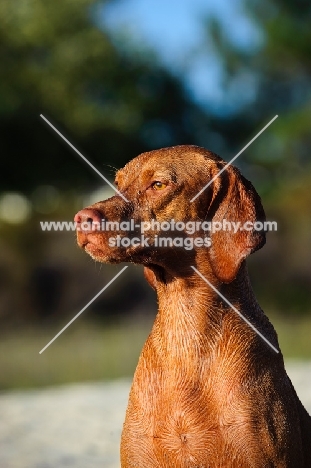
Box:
152;181;167;190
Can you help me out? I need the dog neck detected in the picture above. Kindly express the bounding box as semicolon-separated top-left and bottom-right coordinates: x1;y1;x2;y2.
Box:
145;260;267;364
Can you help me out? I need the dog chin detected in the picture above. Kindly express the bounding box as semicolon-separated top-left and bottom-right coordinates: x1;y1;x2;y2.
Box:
84;242;124;264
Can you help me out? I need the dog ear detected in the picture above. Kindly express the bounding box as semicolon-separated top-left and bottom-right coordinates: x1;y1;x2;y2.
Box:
207;165;266;283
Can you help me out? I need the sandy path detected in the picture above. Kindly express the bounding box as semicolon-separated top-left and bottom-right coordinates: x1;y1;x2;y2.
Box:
0;362;310;468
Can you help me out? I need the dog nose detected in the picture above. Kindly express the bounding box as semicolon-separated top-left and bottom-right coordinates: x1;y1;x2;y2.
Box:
74;208;103;230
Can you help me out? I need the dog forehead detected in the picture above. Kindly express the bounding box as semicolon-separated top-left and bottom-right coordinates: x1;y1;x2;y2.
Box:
116;145;222;185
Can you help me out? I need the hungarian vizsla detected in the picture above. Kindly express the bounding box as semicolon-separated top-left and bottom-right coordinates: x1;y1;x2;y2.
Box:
75;145;311;467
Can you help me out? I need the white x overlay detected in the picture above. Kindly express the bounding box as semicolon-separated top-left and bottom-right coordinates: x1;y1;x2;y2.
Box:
39;113;279;354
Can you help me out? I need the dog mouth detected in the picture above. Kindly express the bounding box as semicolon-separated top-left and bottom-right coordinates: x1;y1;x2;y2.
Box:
82;234;107;255
83;241;117;263
78;232;127;264
84;241;98;254
77;231;103;256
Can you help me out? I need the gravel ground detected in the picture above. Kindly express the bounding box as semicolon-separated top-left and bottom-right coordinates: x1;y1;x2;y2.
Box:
0;361;310;468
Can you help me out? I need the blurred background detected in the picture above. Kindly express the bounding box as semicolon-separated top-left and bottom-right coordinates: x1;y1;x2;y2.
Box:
0;0;311;392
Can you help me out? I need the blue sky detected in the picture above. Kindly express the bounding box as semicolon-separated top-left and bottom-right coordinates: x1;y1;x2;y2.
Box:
102;0;262;111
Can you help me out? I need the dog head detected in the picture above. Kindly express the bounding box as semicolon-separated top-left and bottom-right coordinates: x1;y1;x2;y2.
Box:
75;145;265;283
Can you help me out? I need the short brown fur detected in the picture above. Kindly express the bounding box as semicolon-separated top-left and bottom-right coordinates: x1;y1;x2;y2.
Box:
75;145;311;467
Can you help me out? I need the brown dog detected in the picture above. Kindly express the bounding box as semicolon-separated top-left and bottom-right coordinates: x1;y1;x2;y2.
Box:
75;145;311;467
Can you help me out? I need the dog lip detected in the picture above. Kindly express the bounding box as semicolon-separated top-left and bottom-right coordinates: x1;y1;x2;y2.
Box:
77;231;101;253
83;236;106;254
76;231;89;248
83;238;97;250
84;241;101;256
84;242;93;251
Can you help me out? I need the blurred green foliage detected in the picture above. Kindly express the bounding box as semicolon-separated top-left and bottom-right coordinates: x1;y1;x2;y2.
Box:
204;0;311;181
0;0;212;192
1;315;311;390
0;319;151;390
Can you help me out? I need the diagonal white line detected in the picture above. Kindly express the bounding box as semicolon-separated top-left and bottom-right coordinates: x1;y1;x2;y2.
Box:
39;266;128;354
191;115;278;202
191;266;279;353
40;114;129;202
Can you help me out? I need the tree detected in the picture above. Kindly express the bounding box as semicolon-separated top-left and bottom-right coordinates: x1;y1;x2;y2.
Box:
202;0;311;188
0;0;212;193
